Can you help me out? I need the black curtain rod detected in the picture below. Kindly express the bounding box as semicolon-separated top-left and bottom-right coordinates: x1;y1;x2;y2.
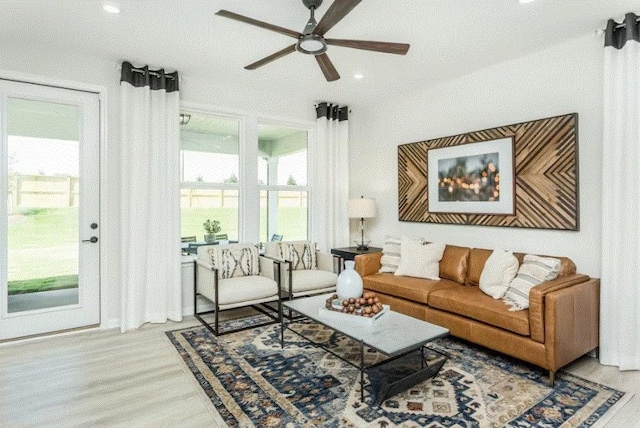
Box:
129;67;177;80
612;16;640;29
600;15;640;33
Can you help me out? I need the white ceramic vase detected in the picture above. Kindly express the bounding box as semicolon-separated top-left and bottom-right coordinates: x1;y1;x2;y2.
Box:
336;260;363;300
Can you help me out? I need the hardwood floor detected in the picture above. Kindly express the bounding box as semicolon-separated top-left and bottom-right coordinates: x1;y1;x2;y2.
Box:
1;315;639;427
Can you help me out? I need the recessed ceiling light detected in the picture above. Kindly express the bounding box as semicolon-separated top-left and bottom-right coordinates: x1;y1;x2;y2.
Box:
519;0;535;3
102;1;120;14
353;73;364;80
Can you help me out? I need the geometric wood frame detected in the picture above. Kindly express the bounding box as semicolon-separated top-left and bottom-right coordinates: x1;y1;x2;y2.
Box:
398;113;579;230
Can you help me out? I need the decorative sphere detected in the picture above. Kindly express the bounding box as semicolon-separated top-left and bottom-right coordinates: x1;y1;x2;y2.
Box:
336;260;363;300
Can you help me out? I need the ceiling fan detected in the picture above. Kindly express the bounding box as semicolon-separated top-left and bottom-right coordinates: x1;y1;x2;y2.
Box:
216;0;410;82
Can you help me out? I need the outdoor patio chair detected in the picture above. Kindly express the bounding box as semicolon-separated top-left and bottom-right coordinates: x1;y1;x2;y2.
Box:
195;243;283;335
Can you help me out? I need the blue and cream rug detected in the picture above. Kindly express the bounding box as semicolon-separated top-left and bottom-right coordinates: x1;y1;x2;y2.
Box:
166;315;629;427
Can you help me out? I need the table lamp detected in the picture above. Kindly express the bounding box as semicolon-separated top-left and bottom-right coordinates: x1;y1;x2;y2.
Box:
348;196;377;250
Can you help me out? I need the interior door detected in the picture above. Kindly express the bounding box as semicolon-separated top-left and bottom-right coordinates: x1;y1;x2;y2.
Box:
0;80;100;340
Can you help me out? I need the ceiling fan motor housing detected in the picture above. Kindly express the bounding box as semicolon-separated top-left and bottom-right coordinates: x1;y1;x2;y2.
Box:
302;0;323;10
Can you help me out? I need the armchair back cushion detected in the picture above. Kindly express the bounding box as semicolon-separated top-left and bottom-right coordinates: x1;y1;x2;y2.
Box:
205;244;260;279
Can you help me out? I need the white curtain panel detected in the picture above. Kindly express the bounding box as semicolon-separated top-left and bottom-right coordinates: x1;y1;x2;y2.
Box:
311;103;350;252
600;14;640;370
119;62;182;331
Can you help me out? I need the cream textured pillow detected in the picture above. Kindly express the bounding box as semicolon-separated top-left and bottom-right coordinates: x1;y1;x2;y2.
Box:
503;254;561;311
479;250;519;299
379;235;402;273
209;245;260;279
279;242;317;270
394;238;445;280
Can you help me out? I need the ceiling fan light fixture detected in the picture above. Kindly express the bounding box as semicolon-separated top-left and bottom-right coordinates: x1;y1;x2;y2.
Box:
296;34;327;55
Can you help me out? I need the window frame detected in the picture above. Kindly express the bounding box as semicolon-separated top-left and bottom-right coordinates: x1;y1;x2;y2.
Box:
178;101;315;244
179;109;243;242
257;121;311;243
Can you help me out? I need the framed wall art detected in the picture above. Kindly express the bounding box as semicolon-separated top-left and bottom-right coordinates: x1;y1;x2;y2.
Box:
398;113;579;230
427;137;515;215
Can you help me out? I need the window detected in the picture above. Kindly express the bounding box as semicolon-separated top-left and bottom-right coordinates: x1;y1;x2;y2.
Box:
179;113;240;242
258;123;309;242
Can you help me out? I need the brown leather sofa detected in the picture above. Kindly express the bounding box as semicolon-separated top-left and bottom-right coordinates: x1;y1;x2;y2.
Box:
355;246;600;385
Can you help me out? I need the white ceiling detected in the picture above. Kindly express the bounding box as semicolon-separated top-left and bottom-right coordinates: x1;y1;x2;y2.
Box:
1;0;637;107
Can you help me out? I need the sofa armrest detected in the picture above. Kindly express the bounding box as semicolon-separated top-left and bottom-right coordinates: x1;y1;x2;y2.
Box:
354;252;383;278
528;273;590;342
545;278;600;371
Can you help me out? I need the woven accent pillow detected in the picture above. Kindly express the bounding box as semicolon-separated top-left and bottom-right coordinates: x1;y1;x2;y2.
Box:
503;254;561;311
394;238;445;280
279;242;317;270
378;235;402;273
479;250;519;299
209;245;260;279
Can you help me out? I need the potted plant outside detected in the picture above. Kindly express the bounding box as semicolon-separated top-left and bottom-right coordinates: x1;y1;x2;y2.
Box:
203;219;221;243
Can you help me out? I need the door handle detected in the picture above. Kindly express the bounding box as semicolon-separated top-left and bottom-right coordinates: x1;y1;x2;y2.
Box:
82;236;98;243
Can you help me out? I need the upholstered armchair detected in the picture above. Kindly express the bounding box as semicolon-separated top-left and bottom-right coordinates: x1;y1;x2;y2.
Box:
195;243;283;335
264;241;341;304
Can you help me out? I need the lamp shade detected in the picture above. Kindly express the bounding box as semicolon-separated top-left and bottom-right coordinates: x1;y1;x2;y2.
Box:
348;197;376;218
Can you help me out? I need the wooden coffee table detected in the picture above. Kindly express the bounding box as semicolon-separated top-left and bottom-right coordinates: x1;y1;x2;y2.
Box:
281;293;450;405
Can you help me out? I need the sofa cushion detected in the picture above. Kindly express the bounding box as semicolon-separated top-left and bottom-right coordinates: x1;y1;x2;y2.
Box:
379;235;402;273
503;255;561;311
466;248;493;286
395;239;446;280
429;286;531;336
440;245;470;284
363;273;458;305
479;250;519;299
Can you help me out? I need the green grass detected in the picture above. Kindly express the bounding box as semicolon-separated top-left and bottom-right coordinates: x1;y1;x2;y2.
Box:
6;206;308;294
8;274;78;295
181;207;308;242
8;208;78;249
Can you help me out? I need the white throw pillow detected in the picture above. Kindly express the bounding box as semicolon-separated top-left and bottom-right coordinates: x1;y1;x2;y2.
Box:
479;250;519;299
503;254;561;311
379;235;402;273
394;238;445;280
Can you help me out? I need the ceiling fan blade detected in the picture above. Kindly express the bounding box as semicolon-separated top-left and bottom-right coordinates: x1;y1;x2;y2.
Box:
245;45;297;70
326;38;410;55
313;0;361;36
216;10;302;39
315;54;340;82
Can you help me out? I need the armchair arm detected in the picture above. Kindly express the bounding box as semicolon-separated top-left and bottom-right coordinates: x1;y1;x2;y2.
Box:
195;258;219;305
354;252;383;278
259;256;277;280
528;273;590;343
317;251;340;273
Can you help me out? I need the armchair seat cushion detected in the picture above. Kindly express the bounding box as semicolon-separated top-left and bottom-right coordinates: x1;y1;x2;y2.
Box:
289;270;338;293
199;275;278;307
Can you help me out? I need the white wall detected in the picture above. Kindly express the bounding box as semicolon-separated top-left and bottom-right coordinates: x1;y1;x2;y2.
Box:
1;44;312;329
349;33;605;277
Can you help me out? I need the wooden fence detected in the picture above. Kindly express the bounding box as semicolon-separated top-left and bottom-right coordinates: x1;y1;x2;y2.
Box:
7;175;306;213
7;175;78;214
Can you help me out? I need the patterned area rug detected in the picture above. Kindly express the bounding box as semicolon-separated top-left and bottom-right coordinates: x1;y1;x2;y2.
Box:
166;315;629;427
